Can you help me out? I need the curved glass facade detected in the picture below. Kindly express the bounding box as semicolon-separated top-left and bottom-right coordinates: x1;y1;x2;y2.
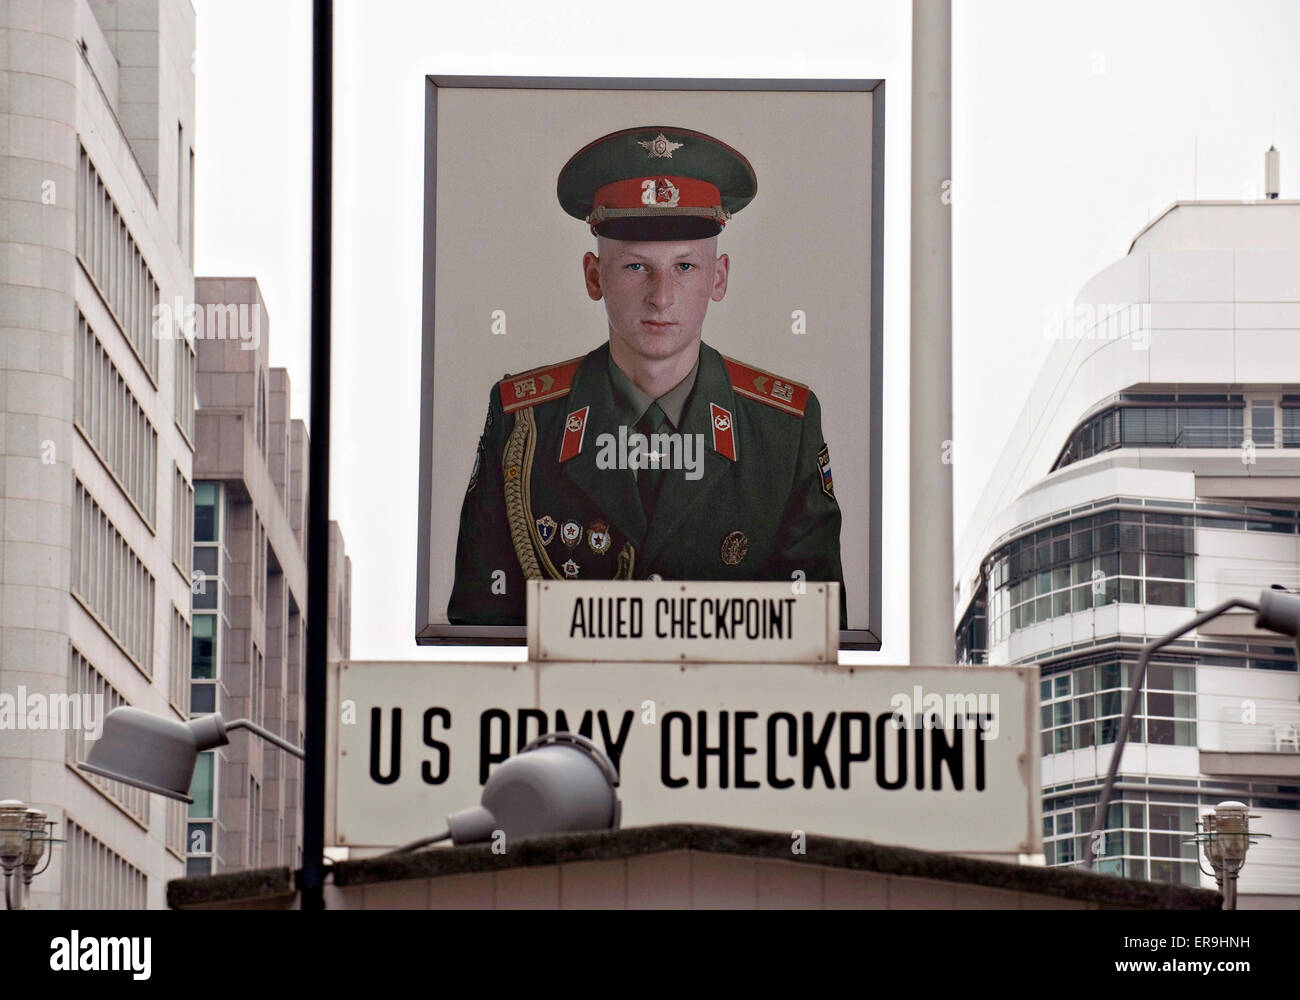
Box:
985;508;1194;648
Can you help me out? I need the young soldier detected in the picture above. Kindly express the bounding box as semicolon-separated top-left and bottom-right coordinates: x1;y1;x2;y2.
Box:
448;126;845;626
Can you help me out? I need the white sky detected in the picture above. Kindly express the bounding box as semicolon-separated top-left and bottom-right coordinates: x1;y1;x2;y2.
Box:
193;0;1300;664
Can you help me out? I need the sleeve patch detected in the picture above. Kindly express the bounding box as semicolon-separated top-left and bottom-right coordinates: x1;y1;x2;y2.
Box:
818;444;835;501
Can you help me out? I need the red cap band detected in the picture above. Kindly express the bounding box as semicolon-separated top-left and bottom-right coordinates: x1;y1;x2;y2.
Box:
591;175;723;216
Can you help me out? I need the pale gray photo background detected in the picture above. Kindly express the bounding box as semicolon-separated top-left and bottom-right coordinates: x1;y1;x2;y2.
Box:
425;85;875;628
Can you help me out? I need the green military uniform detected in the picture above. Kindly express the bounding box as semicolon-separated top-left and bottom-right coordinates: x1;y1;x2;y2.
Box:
446;124;845;625
448;341;845;625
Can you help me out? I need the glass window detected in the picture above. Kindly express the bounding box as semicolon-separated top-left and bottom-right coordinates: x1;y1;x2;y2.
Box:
192;614;216;678
192;546;219;576
194;483;219;542
188;751;213;818
186;857;212;877
190;683;215;715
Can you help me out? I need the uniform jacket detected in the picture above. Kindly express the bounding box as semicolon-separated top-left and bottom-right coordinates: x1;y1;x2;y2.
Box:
448;341;846;626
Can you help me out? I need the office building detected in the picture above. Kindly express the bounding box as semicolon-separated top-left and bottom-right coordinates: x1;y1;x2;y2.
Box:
185;275;351;876
0;0;197;909
954;184;1300;907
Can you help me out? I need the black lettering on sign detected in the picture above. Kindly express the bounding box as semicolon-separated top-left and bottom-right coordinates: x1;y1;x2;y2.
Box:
479;708;510;785
422;707;450;785
876;713;907;790
931;721;963;790
767;712;797;789
698;710;729;788
838;712;870;789
802;711;836;789
661;711;690;788
517;708;547;751
554;708;594;739
597;710;634;775
369;707;401;785
734;711;760;788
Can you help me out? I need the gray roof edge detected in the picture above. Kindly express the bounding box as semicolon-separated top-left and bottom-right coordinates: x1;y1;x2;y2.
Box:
167;825;1220;910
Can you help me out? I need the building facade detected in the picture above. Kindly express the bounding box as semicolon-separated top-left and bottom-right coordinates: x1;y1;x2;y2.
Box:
954;197;1300;907
185;276;351;877
0;0;197;909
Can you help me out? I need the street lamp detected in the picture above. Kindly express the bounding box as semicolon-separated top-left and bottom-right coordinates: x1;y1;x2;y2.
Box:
0;800;62;910
1186;801;1269;910
79;707;304;803
1084;589;1300;877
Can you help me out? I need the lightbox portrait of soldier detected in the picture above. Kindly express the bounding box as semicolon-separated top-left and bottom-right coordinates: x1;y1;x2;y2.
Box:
446;126;846;627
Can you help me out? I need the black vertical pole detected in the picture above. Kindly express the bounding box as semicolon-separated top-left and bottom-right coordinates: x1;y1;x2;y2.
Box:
302;0;332;911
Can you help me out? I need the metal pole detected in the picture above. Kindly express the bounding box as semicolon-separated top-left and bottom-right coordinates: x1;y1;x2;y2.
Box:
302;0;333;911
1083;598;1258;870
909;0;955;665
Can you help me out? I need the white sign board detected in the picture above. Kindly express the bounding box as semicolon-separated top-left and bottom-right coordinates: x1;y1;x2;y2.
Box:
329;661;1041;856
527;581;839;664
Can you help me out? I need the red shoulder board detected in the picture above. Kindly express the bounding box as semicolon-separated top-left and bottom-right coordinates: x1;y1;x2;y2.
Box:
722;356;810;417
498;356;584;413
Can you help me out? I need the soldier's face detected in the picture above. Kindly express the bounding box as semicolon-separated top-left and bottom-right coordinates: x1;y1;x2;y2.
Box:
583;237;729;365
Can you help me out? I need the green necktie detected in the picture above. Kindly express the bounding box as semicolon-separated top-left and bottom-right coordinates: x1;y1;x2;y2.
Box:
637;401;669;520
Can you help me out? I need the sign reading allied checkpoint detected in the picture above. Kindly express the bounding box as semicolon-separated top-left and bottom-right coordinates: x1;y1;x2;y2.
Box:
328;655;1041;856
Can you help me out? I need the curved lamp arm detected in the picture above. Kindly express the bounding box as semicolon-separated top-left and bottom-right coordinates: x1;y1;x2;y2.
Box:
226;719;305;759
1083;598;1258;870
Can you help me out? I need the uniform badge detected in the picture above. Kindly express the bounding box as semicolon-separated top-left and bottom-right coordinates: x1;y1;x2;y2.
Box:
818;445;835;500
721;530;748;566
710;403;736;461
536;515;557;546
561;519;583;548
587;519;611;555
559;406;590;463
563;559;580;578
638;133;683;158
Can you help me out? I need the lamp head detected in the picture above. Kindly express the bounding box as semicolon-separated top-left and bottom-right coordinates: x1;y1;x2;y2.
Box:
445;732;621;845
0;800;27;871
79;707;230;802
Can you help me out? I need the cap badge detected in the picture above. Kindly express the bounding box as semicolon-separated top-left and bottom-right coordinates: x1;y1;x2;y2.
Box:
561;519;583;548
638;133;683;158
640;177;680;207
563;559;580;578
721;530;748;566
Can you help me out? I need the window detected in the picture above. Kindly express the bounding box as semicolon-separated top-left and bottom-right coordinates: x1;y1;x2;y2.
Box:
191;612;217;714
985;506;1197;646
249;776;262;868
166;798;186;860
71;480;155;673
67;647;150;822
1052;395;1245;471
75;313;158;525
1251;398;1276;448
63;820;147;909
175;332;196;441
76;144;160;381
172;463;194;581
169;604;191;717
195;482;220;542
187;750;216;876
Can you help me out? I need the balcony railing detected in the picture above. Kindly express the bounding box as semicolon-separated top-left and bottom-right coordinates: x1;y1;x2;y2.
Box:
1217;704;1300;753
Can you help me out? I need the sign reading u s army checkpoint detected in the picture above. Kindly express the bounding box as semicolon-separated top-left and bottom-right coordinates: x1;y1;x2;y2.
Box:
330;583;1041;856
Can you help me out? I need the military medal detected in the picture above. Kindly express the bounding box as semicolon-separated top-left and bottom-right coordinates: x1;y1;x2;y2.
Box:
587;519;611;555
561;519;583;548
710;403;736;461
563;559;580;578
536;515;557;546
720;530;748;566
